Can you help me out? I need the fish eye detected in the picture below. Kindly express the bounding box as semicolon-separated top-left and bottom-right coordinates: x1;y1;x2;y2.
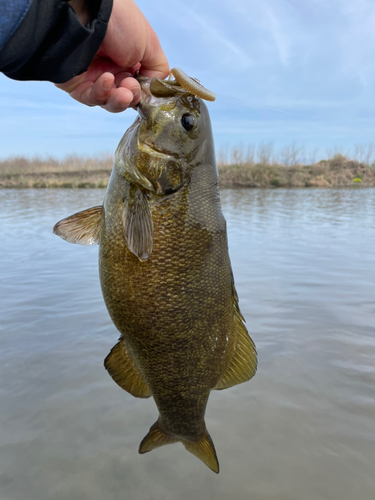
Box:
181;113;195;131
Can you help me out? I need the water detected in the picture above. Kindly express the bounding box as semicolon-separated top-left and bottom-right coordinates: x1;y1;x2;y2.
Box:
1;188;375;500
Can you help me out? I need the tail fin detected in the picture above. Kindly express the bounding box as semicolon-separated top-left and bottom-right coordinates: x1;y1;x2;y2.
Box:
139;420;219;473
182;431;219;474
138;421;178;453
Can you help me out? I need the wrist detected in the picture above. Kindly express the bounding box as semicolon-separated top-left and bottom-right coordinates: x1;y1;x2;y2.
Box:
68;0;91;25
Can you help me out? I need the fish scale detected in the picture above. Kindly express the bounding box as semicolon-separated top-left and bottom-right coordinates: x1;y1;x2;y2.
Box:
53;71;257;473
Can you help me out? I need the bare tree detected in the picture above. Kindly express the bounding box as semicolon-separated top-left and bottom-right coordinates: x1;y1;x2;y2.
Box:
353;142;375;165
279;141;304;167
257;141;274;165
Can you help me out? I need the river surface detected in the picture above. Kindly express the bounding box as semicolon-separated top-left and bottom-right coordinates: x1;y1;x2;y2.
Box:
1;188;375;500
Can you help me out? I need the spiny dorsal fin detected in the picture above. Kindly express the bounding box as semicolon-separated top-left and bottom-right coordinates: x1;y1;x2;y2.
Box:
215;278;257;390
122;185;153;261
104;341;151;398
53;206;102;245
231;268;245;321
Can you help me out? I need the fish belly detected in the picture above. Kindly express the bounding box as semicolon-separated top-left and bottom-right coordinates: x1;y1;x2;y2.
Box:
100;177;234;442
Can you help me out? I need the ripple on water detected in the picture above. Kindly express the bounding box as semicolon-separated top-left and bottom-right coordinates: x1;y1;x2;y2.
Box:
1;188;375;500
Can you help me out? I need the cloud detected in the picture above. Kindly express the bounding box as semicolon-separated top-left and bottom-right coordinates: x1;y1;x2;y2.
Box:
262;2;291;66
2;0;375;156
182;6;254;70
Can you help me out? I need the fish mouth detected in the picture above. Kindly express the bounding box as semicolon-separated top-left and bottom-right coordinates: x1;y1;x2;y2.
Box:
136;74;184;103
138;140;179;159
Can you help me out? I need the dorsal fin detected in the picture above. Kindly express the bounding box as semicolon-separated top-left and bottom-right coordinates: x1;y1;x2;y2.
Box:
104;341;152;398
214;278;257;390
53;206;102;245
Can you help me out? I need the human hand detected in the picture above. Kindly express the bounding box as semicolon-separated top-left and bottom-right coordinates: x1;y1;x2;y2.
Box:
56;0;169;112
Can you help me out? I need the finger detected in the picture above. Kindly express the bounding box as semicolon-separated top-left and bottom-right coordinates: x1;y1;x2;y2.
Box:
68;81;95;106
80;73;115;106
55;60;124;95
124;83;141;107
101;87;136;113
117;76;141;104
84;58;133;83
104;76;141;108
114;73;138;87
138;28;170;79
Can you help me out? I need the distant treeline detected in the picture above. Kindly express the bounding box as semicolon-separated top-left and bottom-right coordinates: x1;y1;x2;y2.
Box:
1;143;375;188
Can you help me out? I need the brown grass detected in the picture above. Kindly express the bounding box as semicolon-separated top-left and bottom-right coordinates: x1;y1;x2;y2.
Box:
0;154;113;188
216;143;375;188
1;144;375;189
217;157;375;188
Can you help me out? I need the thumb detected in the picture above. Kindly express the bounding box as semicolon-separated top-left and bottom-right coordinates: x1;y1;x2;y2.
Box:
138;29;170;79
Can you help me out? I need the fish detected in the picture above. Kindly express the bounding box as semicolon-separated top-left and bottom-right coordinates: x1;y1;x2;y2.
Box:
53;70;257;474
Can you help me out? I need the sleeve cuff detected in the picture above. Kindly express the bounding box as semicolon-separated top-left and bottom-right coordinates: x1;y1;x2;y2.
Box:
0;0;113;83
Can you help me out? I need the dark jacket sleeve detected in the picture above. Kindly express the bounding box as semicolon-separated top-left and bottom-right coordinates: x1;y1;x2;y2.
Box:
0;0;113;84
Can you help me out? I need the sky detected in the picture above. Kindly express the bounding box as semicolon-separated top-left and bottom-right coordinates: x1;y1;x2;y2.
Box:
0;0;375;160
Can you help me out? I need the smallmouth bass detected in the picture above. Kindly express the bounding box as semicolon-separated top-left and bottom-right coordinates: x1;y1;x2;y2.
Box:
53;70;257;473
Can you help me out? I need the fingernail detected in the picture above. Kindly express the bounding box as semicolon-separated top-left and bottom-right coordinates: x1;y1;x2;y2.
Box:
131;87;141;102
103;80;112;91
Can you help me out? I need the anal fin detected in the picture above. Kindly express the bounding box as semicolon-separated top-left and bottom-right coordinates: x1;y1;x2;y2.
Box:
104;341;151;398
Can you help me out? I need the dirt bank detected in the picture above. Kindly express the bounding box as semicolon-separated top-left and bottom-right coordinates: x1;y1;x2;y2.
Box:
0;154;374;188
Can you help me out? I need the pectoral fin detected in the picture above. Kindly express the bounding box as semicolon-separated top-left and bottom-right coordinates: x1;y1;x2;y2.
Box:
215;279;257;390
122;186;153;261
53;206;102;245
104;341;151;398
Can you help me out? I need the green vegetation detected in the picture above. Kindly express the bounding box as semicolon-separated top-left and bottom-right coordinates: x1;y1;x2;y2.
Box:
1;143;375;188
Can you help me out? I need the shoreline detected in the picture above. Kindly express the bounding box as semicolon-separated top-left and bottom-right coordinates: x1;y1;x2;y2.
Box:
1;155;374;189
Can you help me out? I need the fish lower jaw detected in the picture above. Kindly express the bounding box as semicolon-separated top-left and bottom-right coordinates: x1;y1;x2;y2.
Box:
138;141;174;159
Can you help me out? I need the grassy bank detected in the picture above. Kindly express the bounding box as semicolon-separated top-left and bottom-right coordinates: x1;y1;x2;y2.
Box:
1;150;374;189
218;157;375;188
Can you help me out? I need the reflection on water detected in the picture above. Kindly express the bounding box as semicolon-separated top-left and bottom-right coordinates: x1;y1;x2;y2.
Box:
1;188;375;500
